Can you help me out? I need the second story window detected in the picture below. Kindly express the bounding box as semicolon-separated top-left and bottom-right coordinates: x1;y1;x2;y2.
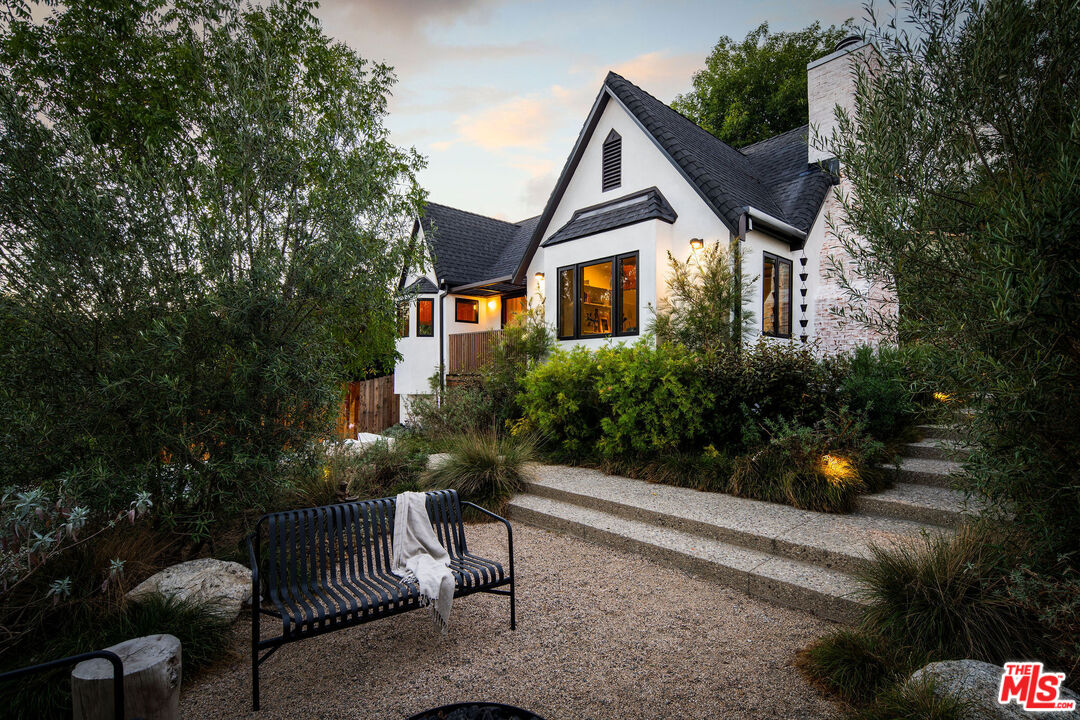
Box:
416;298;434;337
602;129;621;191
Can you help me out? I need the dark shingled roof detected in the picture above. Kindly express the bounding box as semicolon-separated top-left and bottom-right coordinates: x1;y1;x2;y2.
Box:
602;71;836;235
418;203;539;288
542;187;676;247
403;277;438;294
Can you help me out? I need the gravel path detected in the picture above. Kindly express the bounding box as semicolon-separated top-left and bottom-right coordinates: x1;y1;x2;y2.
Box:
181;524;839;720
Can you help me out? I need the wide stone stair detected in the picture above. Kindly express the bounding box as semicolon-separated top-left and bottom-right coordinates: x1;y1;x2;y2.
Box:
507;424;972;624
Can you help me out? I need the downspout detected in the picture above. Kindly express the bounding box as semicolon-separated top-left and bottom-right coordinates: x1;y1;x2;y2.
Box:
438;281;449;395
734;212;748;350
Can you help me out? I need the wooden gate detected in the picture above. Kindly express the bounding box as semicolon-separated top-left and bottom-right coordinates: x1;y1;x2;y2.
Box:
337;375;399;438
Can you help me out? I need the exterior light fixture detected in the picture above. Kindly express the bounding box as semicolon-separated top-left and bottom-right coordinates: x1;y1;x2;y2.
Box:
535;272;545;286
818;454;855;486
487;298;497;311
933;391;952;403
689;238;704;251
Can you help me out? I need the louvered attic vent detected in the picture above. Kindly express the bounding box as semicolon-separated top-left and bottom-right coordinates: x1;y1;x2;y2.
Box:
602;129;621;191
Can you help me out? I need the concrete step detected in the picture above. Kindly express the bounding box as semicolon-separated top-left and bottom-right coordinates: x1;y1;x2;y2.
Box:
507;493;867;624
881;456;962;488
854;482;968;528
521;467;947;575
915;424;965;442
900;438;972;462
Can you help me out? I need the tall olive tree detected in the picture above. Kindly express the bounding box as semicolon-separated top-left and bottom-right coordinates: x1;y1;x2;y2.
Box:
826;0;1080;562
0;0;426;534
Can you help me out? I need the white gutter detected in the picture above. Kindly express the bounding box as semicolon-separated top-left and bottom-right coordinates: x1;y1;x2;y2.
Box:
743;206;806;243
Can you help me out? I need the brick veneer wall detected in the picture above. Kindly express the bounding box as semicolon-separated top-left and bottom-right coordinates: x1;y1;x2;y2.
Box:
812;181;897;355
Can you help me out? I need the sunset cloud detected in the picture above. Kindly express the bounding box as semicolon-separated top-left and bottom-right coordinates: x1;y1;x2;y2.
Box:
454;96;554;151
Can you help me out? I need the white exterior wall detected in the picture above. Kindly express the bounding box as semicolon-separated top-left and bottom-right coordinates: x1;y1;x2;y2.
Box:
393;277;507;421
740;228;802;346
525;92;729;349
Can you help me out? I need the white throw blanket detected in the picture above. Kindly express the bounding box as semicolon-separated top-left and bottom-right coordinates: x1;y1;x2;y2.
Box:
391;491;455;634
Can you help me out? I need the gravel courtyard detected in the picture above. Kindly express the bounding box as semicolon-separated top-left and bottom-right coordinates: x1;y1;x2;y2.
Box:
181;523;840;720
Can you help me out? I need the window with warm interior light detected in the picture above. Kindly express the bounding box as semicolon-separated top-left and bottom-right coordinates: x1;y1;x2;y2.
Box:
396;303;409;338
762;252;792;338
455;298;479;323
416;298;434;337
501;294;527;327
556;252;639;340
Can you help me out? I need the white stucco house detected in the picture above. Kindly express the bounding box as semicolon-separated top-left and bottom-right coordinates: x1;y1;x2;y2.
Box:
394;38;890;419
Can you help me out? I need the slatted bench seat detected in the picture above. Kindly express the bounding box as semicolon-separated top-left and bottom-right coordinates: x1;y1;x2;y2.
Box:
246;489;515;711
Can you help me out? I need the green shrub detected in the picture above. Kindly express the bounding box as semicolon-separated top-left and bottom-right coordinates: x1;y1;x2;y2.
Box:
345;438;428;500
408;378;497;438
595;342;713;458
857;528;1044;664
481;305;554;431
599;446;733;493
705;340;844;450
728;412;885;512
516;346;605;459
426;433;535;516
796;629;898;705
839;345;920;442
0;592;233;720
850;677;967;720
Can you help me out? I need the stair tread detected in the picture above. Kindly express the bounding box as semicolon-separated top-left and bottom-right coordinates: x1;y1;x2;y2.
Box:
860;482;967;511
524;465;948;569
508;493;866;609
892;456;963;474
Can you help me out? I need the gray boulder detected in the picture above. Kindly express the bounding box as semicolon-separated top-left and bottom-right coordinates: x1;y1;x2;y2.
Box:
127;558;252;622
911;659;1079;719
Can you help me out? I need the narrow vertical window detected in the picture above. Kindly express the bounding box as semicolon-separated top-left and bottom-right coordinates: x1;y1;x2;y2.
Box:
558;267;575;339
762;252;792;338
580;259;614;336
397;303;409;338
618;254;638;334
602;129;621;191
416;298;434;337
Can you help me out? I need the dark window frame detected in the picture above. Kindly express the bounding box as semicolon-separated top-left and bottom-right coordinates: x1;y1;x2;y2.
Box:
500;291;527;328
556;251;639;340
602;130;621;192
761;251;793;339
396;303;409;338
416;297;434;337
454;297;479;324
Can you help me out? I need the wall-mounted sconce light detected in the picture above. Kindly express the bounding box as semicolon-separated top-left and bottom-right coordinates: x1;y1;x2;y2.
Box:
487;298;497;311
689;238;704;251
535;272;545;285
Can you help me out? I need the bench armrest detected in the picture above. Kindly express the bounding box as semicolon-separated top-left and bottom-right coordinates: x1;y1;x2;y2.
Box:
460;501;514;580
245;531;260;601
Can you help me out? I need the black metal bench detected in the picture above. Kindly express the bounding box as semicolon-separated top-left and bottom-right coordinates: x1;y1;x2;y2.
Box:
246;489;515;711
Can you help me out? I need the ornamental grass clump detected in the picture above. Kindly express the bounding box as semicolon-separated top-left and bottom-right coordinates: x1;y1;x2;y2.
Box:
857;527;1045;665
728;412;885;512
795;629;899;705
426;433;536;516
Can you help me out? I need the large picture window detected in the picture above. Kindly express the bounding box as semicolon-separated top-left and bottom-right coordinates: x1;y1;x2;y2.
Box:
416;298;434;337
455;298;479;324
762;252;792;338
556;252;639;340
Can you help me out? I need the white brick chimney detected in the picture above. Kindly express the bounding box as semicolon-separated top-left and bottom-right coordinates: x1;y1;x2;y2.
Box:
806;36;874;165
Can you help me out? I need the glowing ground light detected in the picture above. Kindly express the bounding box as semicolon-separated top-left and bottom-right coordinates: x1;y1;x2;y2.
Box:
819;454;855;484
934;391;952;402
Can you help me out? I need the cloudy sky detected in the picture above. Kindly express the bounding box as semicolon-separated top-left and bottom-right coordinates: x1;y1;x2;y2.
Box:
312;0;859;222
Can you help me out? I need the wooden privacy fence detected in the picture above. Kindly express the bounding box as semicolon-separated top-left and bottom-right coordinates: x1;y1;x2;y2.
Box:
337;375;399;438
448;329;502;376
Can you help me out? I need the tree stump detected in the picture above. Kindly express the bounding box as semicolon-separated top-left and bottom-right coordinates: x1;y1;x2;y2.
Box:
72;634;182;720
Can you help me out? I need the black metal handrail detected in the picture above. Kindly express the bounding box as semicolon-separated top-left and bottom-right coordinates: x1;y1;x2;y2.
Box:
0;649;127;720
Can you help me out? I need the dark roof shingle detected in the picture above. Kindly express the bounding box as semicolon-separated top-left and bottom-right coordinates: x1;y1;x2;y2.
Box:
603;72;836;235
419;203;537;288
542;187;677;247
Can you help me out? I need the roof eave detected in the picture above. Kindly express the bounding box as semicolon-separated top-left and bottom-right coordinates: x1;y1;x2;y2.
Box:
742;206;807;248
